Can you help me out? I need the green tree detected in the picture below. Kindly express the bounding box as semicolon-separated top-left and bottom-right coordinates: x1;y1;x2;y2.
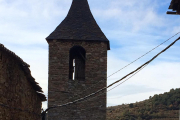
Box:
129;103;134;108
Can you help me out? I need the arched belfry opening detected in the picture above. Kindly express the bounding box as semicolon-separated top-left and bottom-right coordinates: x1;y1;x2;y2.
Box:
69;46;86;80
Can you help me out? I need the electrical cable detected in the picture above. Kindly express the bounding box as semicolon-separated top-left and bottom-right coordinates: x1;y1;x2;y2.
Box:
63;32;180;100
44;36;180;113
49;32;180;103
78;64;148;105
46;63;148;115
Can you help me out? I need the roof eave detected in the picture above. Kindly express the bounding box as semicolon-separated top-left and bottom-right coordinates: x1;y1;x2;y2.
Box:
46;38;110;50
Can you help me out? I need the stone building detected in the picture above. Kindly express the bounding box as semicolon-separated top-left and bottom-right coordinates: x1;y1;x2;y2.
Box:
47;0;110;120
0;44;46;120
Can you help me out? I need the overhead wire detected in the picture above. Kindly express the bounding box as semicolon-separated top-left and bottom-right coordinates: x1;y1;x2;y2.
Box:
45;33;180;112
78;64;148;105
107;32;180;78
7;32;177;119
77;65;148;111
3;33;179;120
107;36;180;89
49;32;180;102
62;32;180;100
45;63;148;115
44;36;180;113
107;64;148;93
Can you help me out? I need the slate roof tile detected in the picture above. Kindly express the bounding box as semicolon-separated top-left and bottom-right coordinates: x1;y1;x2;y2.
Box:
46;0;110;50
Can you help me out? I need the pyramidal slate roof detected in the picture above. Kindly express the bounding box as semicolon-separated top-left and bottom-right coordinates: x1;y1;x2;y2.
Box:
46;0;110;50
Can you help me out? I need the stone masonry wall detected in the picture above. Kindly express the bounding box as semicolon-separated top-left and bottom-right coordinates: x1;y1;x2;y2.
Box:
48;40;107;120
0;50;42;120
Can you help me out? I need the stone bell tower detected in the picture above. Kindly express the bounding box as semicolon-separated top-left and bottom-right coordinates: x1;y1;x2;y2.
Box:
46;0;110;120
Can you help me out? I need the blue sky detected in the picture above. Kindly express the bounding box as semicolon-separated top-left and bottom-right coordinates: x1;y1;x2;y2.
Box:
0;0;180;109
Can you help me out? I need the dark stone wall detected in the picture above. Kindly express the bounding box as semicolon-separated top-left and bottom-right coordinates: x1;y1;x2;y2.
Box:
48;40;107;120
0;50;42;120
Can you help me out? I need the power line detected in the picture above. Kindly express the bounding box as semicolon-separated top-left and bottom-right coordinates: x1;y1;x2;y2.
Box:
49;47;173;116
3;33;179;120
42;33;180;119
43;34;180;118
78;64;147;104
107;65;147;93
44;36;180;113
4;34;178;119
62;32;180;100
43;33;180;120
47;35;180;110
107;36;180;89
77;64;148;106
47;63;148;117
107;32;180;78
47;32;180;106
80;64;147;103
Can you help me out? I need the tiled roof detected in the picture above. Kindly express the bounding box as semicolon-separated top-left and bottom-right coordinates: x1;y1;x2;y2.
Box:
0;44;46;101
46;0;110;50
167;0;180;15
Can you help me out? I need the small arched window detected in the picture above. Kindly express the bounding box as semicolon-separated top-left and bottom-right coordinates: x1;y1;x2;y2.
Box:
69;46;86;80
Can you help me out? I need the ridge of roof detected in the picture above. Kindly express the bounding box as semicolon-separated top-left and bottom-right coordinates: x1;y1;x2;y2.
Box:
0;44;46;101
46;0;110;49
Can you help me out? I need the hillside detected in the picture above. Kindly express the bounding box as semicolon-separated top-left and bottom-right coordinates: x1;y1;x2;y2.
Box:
107;88;180;120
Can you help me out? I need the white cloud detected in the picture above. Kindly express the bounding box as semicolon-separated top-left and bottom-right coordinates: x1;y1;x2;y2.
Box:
92;0;180;37
0;0;72;46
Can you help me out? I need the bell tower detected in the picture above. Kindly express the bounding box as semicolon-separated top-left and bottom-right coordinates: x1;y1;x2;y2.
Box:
46;0;110;119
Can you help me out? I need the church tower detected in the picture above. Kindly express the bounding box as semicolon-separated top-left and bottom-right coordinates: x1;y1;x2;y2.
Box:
46;0;110;119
